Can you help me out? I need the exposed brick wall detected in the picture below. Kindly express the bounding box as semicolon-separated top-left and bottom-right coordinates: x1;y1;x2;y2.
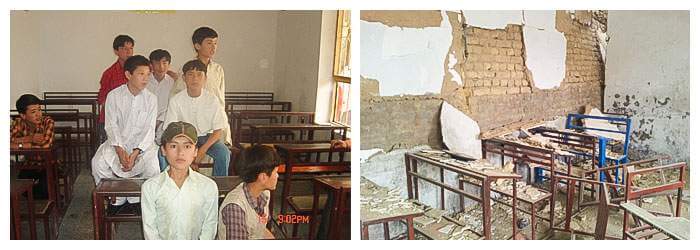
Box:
361;11;606;150
463;11;604;132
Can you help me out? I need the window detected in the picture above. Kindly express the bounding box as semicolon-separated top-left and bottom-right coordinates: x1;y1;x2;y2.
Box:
332;10;351;126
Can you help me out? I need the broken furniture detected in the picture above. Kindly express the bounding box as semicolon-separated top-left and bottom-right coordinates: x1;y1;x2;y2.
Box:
621;162;686;240
92;176;242;240
360;177;424;240
549;174;620;239
11;179;37;240
480;139;556;239
308;176;351;239
565;113;632;183
620;202;689;240
405;151;521;240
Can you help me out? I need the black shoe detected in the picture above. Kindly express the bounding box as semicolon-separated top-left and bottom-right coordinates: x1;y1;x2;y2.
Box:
107;204;124;215
120;202;141;216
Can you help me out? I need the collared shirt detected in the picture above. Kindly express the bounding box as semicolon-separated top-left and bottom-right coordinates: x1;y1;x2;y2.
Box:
220;184;268;240
104;84;157;152
163;89;227;137
10;116;55;148
141;166;219;240
146;73;175;122
98;60;128;124
146;73;175;144
171;59;226;106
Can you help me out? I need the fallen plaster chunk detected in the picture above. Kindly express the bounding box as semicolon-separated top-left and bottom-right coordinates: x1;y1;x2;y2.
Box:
360;148;384;163
523;25;567;89
543;116;567;130
440;101;482;159
583;108;625;141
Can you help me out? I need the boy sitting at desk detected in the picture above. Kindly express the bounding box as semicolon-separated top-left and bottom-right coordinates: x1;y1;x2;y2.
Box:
91;55;160;207
141;121;219;240
162;59;230;176
218;145;279;240
11;94;55;149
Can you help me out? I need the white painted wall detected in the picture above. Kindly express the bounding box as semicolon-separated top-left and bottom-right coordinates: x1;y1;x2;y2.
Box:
273;11;323;112
360;11;453;96
10;10;279;107
314;11;339;123
605;10;690;163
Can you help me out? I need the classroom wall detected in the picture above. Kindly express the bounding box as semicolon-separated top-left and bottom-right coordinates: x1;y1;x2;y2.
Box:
10;10;328;114
605;11;689;163
360;10;606;151
272;11;323;113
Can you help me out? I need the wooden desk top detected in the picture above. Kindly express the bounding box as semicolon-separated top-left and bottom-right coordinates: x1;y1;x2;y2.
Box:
43;99;98;105
250;124;348;129
275;143;333;153
314;176;351;190
409;152;521;179
94;176;242;196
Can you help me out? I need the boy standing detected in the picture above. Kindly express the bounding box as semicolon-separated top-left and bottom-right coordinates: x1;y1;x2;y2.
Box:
146;49;175;144
97;34;134;143
163;60;230;176
141;122;219;240
91;55;159;206
218;145;279;240
172;27;231;145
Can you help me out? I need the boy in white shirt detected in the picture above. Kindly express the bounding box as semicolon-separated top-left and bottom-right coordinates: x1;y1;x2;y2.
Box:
171;27;231;145
141;121;219;240
91;55;160;206
146;49;175;147
162;59;230;176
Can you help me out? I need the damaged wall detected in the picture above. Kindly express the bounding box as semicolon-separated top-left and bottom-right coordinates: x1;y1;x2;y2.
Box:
604;11;689;163
361;10;606;151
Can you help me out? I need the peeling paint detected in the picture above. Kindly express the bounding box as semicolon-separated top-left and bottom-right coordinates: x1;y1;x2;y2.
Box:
361;11;453;96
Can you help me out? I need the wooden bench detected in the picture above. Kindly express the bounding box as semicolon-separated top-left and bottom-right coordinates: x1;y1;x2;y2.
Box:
620;202;689;240
230;111;315;146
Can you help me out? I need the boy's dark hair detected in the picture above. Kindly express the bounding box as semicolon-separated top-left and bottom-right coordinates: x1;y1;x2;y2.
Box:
149;49;171;63
16;94;43;114
182;59;207;75
124;55;150;74
112;35;135;50
192;27;218;48
237;145;281;183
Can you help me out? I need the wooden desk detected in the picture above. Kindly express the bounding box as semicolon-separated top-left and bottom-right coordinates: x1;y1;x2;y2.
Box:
10;149;59;209
273;143;350;216
226;101;292;112
309;176;350;239
250;124;348;144
92;176;242;240
11;179;37;240
42;98;99;152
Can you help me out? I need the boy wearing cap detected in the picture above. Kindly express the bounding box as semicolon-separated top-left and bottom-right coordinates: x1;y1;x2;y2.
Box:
218;145;279;240
162;59;230;176
91;55;160;207
141;121;219;240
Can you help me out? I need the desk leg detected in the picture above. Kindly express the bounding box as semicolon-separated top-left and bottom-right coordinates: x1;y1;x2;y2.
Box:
92;192;103;240
383;222;389;240
27;188;36;240
482;178;492;240
328;189;342;239
11;191;22;239
309;181;321;240
281;154;293;215
406;217;415;240
361;225;369;240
